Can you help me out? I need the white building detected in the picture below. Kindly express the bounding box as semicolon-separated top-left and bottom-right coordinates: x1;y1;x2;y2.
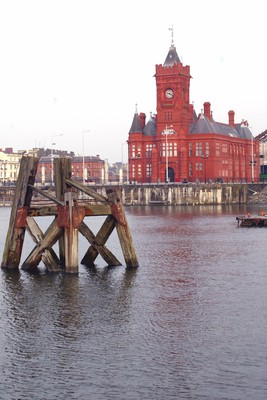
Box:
0;150;24;185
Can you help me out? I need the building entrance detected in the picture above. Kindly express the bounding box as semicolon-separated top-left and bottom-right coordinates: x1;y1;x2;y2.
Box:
167;167;175;183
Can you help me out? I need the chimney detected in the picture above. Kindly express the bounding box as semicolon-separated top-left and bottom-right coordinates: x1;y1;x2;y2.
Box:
203;102;211;119
228;110;235;127
139;113;146;130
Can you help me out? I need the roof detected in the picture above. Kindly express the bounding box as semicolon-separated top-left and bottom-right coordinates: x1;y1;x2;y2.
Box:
72;155;103;162
189;114;253;139
235;123;254;139
254;130;267;142
163;45;181;67
129;112;142;134
39;155;103;163
143;116;156;136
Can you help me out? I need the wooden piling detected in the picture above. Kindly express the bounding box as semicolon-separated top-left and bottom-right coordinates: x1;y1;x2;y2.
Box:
106;188;139;268
58;190;85;274
1;156;39;269
54;157;73;265
1;157;139;273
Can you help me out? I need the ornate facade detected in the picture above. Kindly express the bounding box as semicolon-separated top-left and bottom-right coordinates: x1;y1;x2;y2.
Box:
128;38;259;184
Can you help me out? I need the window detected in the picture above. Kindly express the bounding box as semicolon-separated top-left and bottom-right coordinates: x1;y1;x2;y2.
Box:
174;143;177;157
189;163;193;177
215;143;220;157
138;164;141;177
164;112;173;122
189;143;193;157
222;143;228;153
196;142;203;156
146;144;152;158
132;164;135;178
205;142;209;156
162;142;175;157
146;164;152;177
168;142;173;157
131;144;136;158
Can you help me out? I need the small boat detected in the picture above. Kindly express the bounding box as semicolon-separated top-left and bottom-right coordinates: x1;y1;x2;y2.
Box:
236;212;267;227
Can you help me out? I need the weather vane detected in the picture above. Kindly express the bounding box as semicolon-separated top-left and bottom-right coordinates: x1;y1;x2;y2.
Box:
169;25;174;46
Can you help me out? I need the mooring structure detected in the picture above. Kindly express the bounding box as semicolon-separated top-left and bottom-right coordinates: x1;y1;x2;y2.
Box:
1;156;139;273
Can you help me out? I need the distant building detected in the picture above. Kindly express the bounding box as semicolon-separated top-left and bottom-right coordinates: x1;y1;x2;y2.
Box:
0;146;113;186
128;36;260;184
36;154;105;185
255;130;267;177
0;148;22;185
71;155;105;184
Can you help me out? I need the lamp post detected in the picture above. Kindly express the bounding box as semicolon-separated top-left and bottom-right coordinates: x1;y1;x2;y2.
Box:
121;141;127;184
82;130;90;185
162;125;174;183
51;133;63;186
252;135;254;183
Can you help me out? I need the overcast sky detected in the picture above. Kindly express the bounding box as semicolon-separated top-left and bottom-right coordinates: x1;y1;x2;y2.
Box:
0;0;266;163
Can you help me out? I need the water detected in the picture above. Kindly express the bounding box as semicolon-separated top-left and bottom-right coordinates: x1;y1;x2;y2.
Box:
0;205;267;399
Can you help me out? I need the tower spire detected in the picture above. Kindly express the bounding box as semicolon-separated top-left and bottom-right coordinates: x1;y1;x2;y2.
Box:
169;25;174;47
163;25;180;66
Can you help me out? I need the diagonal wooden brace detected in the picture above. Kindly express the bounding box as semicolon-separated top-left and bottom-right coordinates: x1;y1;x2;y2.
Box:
21;218;63;271
25;216;62;272
79;216;121;267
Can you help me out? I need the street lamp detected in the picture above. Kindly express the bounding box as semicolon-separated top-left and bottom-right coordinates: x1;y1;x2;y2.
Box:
82;130;90;185
161;125;175;183
51;133;63;186
250;134;256;184
121;141;127;184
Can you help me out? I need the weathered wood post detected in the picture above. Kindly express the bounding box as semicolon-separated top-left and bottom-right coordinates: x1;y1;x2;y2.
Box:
1;156;39;269
106;187;139;268
58;190;85;273
55;158;85;273
54;157;73;266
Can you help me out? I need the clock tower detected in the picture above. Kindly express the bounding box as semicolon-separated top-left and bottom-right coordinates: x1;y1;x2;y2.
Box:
152;29;194;181
155;31;194;138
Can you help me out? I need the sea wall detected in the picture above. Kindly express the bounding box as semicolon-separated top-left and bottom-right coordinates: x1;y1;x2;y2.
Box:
1;183;264;206
120;183;249;206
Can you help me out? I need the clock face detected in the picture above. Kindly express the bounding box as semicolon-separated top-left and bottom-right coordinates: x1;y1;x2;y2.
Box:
165;88;174;99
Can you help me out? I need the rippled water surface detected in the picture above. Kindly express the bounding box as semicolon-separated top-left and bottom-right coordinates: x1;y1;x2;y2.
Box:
0;205;267;399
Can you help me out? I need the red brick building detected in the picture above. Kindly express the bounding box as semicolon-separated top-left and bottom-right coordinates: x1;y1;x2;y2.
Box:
128;38;259;184
36;155;105;185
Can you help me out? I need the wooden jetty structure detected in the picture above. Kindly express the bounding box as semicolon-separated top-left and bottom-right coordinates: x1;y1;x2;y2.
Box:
236;212;267;227
1;156;139;273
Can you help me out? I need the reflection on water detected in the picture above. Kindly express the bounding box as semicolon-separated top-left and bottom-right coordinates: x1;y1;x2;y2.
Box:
0;205;267;399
